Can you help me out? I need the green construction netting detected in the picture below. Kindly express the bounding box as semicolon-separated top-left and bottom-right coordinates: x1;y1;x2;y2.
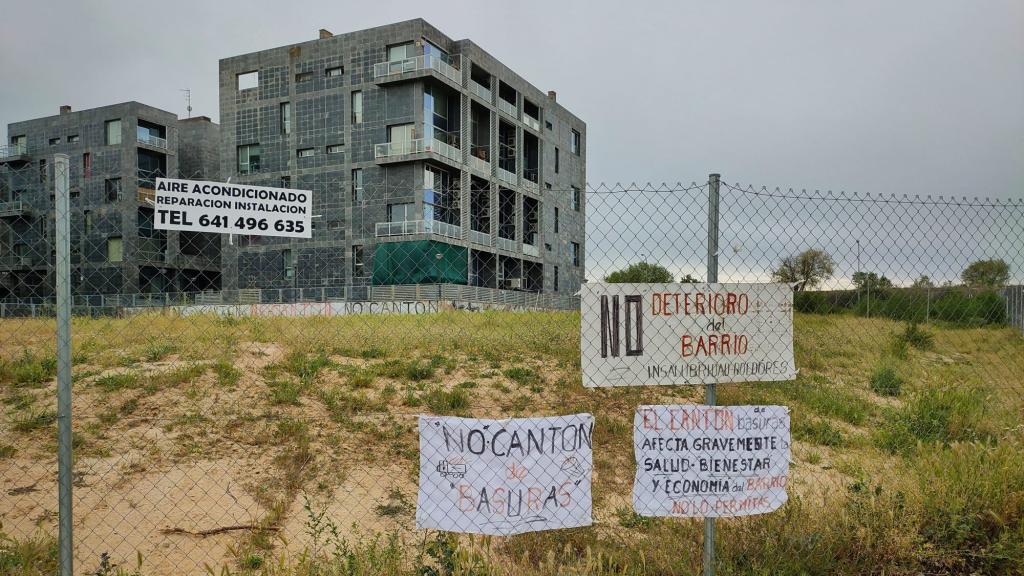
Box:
372;240;468;285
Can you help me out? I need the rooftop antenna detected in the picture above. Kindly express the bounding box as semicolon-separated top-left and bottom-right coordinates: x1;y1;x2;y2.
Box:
180;89;192;118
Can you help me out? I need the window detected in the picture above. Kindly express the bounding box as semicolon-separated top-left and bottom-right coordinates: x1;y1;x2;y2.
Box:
326;66;344;77
83;153;92;177
49;137;60;146
326;144;344;154
280;102;291;135
388;42;415;62
237;71;258;90
352;245;364;275
237;144;261;174
387;123;414;153
388;202;415;222
295;71;314;82
138;209;155;238
280;176;291;188
283;249;294;278
572;242;580;266
351;168;363;202
105;178;122;202
351;91;363;124
545;182;552;190
554;147;560;173
297;148;315;158
554;266;559;292
545;120;553;130
84;211;93;234
39;159;47;183
107;237;123;262
571;186;580;211
67;135;79;144
571;129;581;155
554;207;559;234
105;119;122;145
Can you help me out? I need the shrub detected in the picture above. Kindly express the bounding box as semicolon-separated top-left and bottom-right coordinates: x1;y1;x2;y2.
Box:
898;322;934;351
423;387;471;415
503;366;540;386
870;364;903;396
0;351;58;387
94;372;139;392
876;386;991;455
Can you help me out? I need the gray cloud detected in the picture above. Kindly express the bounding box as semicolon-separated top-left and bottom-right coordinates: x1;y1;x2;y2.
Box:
1;0;1021;199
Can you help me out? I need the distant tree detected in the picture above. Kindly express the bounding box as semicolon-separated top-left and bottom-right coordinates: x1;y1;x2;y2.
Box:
961;259;1010;288
605;262;674;283
852;271;894;291
911;275;935;289
680;274;700;283
772;249;835;291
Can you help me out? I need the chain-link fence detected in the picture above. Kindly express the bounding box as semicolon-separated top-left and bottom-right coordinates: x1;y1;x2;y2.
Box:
1;164;1022;575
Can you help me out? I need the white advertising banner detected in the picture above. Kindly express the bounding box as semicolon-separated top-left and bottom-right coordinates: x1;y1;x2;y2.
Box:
417;414;593;535
580;283;796;387
154;177;312;238
633;404;790;517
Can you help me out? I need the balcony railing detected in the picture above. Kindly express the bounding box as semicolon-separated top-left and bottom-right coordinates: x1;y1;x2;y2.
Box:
497;98;517;118
522;114;541;131
0;255;32;269
137;188;155;204
523;243;540;257
137;133;168;150
469;153;490;174
375;138;461;163
497;167;516;186
373;54;461;85
469;229;491;246
375;219;463;240
469;79;492;102
0;144;29;162
135;249;166;263
496;236;516;252
0;201;29;218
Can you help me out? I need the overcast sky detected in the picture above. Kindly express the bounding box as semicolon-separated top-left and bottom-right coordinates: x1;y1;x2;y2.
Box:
1;0;1021;199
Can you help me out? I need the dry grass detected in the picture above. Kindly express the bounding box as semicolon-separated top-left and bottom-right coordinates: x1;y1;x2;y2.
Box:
0;311;1022;575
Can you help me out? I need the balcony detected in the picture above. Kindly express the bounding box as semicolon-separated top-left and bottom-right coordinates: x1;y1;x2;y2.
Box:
497;98;517;119
0;144;30;164
522;114;541;132
375;137;460;165
0;255;33;270
523;243;540;257
469;79;492;102
497;167;516;186
373;54;461;86
469;229;491;246
0;201;30;218
496;236;516;252
375;219;462;240
137;133;168;150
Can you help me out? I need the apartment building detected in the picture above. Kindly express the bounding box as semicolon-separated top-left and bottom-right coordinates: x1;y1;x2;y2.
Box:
219;19;586;295
0;103;222;298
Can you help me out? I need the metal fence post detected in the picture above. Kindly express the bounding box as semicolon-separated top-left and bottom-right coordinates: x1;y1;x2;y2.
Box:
704;173;720;576
54;154;73;576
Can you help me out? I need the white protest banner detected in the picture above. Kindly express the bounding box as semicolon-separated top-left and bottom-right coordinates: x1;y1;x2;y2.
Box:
417;413;593;535
154;177;312;238
580;283;795;387
633;404;790;517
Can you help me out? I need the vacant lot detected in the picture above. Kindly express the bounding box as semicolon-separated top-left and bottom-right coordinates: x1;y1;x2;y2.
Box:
1;311;1022;575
